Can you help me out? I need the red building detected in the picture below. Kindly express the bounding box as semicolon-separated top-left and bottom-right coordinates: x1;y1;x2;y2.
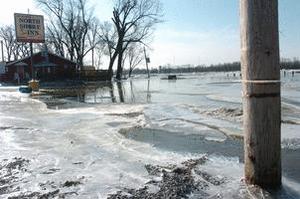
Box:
1;51;77;84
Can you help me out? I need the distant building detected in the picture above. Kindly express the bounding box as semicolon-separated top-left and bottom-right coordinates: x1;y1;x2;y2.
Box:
1;50;77;83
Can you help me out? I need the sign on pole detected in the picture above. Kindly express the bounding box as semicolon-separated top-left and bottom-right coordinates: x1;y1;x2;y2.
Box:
14;13;45;43
146;57;150;63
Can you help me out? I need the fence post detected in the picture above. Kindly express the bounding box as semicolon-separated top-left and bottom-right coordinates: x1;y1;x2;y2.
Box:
240;0;281;188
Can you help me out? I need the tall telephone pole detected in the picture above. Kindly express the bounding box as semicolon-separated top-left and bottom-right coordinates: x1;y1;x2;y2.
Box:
240;0;281;188
144;47;150;78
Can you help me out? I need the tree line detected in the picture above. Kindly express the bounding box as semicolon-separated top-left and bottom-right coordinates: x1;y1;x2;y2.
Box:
0;0;163;80
280;58;300;70
158;62;241;74
127;59;300;75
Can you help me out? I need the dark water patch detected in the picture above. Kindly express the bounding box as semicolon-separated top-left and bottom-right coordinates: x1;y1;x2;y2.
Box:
41;168;60;175
282;148;300;184
156;117;243;140
106;122;130;127
119;127;244;160
106;111;143;118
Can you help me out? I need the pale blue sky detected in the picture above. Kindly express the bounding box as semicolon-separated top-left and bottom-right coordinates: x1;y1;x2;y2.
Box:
150;0;300;66
0;0;299;67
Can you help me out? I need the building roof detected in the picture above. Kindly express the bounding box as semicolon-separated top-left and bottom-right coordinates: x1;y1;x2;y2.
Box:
6;51;77;67
6;54;35;67
14;62;28;66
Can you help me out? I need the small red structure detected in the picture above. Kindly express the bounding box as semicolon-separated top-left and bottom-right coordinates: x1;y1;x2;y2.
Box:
1;50;77;84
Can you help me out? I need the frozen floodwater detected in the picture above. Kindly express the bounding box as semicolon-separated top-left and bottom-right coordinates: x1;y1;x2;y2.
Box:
0;72;300;198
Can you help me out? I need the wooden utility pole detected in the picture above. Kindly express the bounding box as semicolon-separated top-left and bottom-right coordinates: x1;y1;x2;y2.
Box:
240;0;281;188
144;47;150;78
30;42;34;79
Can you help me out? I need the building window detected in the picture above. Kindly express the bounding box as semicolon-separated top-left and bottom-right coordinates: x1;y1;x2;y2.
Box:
48;67;51;73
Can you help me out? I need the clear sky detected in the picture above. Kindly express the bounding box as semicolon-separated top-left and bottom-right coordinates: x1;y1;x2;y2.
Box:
0;0;299;67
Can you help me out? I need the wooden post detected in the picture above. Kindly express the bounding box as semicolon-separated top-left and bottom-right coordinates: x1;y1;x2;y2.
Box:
144;47;150;78
240;0;281;188
30;42;34;79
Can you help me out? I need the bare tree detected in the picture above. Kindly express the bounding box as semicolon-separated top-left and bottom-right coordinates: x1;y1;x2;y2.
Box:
0;25;30;61
111;0;163;80
13;43;30;60
46;21;66;57
73;0;95;67
36;0;75;61
36;0;97;67
93;42;106;69
126;43;143;77
0;25;15;62
99;21;118;77
87;18;102;68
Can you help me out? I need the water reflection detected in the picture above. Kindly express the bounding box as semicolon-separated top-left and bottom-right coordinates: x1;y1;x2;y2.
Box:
110;82;117;103
69;80;152;104
117;82;125;103
147;80;151;102
42;73;274;108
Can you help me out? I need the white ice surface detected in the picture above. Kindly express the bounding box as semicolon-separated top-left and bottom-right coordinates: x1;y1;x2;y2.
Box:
1;74;300;198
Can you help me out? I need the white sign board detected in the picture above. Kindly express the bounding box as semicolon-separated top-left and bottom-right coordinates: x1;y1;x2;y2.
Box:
14;13;45;43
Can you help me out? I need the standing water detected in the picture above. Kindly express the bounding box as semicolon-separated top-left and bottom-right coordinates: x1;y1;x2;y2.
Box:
0;72;299;198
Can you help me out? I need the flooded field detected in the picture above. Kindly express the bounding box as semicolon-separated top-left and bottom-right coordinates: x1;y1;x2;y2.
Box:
0;72;300;198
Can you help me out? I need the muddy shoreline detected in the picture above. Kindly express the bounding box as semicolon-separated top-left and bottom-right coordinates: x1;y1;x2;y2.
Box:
1;155;297;199
0;158;84;198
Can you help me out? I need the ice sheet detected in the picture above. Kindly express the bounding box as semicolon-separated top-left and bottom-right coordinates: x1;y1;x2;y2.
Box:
1;73;300;198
